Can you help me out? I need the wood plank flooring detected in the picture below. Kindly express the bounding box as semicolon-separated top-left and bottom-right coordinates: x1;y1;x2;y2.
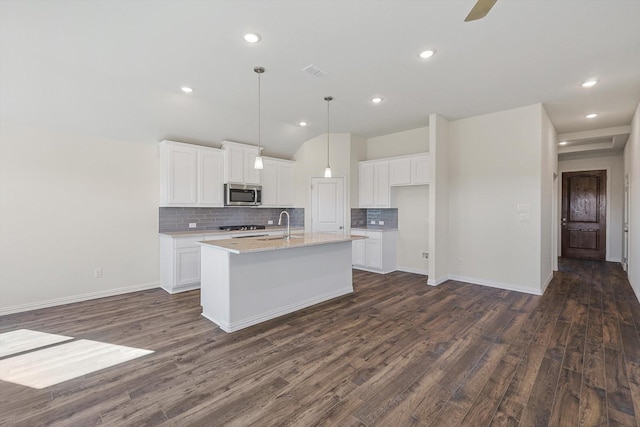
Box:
1;258;639;426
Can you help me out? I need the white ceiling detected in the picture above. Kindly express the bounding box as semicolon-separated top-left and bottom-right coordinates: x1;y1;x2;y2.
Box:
1;0;639;158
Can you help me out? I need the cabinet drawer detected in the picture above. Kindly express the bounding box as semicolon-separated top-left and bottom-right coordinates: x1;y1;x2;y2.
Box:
175;235;205;248
366;231;382;240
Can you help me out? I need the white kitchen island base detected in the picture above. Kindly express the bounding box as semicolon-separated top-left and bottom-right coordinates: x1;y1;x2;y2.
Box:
200;237;354;333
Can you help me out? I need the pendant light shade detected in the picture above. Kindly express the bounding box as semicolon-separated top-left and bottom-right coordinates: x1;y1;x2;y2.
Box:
324;96;333;178
254;66;265;170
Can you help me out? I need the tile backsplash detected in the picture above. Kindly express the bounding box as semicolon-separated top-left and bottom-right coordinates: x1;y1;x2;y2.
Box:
159;207;304;232
351;208;398;229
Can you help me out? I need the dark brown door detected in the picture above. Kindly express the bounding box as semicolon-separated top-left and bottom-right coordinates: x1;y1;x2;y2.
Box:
561;170;606;260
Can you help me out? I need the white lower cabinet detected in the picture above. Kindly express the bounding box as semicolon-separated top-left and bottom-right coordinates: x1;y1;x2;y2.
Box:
160;230;288;293
351;229;397;273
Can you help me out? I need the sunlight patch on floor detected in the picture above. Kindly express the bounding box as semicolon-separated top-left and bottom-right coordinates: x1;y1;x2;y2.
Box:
0;329;73;358
0;333;153;389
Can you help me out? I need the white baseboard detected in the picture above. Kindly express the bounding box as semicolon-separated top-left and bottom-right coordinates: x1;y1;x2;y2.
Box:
352;266;395;274
448;275;543;296
630;276;640;304
161;283;200;294
607;257;622;263
396;266;428;276
0;282;160;316
202;287;354;333
427;275;450;286
541;272;554;294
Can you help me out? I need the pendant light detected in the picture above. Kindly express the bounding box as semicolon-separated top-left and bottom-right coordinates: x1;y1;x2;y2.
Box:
324;96;333;178
254;66;265;169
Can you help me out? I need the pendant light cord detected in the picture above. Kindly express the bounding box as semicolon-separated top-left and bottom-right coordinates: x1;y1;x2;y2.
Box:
326;98;330;167
258;71;261;152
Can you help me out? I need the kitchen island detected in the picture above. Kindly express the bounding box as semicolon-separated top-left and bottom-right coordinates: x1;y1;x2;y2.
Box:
198;233;363;332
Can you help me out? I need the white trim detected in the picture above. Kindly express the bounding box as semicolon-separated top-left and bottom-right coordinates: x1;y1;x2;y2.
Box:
427;275;450;286
161;283;200;294
541;271;554;294
0;282;160;316
630;277;640;304
202;287;353;333
352;266;396;274
396;266;428;276
608;257;622;263
448;275;543;295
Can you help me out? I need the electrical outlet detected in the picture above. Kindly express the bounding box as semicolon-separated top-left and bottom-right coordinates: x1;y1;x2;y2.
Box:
421;252;429;259
268;220;273;225
378;220;385;225
189;223;197;228
94;268;103;278
370;220;376;225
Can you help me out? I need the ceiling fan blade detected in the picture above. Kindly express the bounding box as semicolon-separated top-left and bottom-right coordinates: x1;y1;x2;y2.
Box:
464;0;498;22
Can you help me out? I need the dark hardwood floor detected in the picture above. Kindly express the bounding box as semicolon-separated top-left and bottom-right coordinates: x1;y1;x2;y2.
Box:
1;259;639;426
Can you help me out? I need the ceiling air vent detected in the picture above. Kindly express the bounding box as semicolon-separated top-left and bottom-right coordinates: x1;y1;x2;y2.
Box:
301;64;328;77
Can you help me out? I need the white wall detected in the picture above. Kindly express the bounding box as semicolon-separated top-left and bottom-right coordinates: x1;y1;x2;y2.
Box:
448;104;543;294
540;105;558;290
293;133;352;232
0;123;160;314
428;115;450;284
367;126;429;159
558;154;625;262
391;186;429;274
350;134;367;208
624;102;640;301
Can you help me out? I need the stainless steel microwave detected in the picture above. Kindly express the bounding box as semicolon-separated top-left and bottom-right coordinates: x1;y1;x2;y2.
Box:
224;184;262;206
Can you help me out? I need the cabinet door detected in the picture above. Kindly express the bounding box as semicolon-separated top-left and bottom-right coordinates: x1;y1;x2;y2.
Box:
277;163;294;207
389;158;411;185
198;149;224;206
352;239;366;266
366;239;382;269
244;149;262;185
260;159;278;206
168;146;198;205
175;247;201;287
374;161;390;207
225;145;245;184
359;163;375;207
411;155;429;184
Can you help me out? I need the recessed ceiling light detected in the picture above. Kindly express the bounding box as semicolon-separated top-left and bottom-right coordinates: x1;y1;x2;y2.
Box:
371;97;384;104
559;141;568;146
180;86;193;93
243;32;261;43
419;49;436;59
299;121;308;127
581;79;598;88
585;113;598;119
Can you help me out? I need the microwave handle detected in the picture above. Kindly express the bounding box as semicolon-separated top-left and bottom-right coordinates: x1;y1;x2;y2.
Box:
254;188;258;205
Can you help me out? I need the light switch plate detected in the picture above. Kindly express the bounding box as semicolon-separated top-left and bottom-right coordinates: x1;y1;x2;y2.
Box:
371;220;376;225
188;223;196;228
378;220;385;225
268;220;273;225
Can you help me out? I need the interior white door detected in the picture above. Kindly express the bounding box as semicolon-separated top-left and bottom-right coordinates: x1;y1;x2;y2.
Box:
623;173;630;272
311;177;345;233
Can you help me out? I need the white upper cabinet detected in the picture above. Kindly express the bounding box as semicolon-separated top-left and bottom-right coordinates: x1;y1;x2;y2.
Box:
359;160;389;208
221;141;261;185
411;155;429;185
261;157;295;207
198;148;225;206
160;140;224;207
389;154;430;186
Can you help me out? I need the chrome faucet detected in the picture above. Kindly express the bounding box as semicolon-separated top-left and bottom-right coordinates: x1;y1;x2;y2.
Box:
278;210;290;238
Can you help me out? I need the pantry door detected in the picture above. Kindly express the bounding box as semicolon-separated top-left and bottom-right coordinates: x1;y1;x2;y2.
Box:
311;177;345;234
561;170;606;260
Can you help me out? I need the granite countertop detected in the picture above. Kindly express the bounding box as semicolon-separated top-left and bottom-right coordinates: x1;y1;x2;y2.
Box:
160;226;304;238
199;232;366;254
